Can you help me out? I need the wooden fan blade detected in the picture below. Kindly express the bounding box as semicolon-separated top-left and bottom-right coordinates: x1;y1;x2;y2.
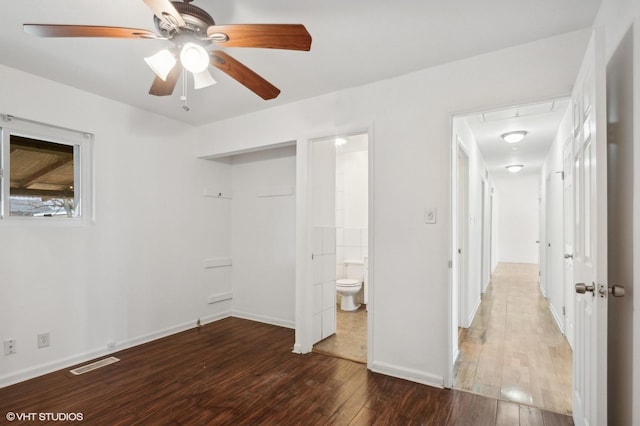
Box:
149;64;181;96
207;24;311;51
24;24;159;39
210;51;280;100
142;0;185;29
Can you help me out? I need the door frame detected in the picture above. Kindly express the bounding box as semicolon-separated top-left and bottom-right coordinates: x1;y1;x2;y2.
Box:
447;96;577;389
293;123;375;370
456;141;470;328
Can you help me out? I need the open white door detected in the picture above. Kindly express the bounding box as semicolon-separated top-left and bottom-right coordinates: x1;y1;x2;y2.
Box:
571;28;608;426
562;138;575;350
309;138;337;344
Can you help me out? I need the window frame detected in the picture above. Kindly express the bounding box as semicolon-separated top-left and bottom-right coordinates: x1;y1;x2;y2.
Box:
0;115;93;223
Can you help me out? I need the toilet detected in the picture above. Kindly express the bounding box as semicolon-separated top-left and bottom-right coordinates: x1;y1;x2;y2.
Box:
336;260;364;311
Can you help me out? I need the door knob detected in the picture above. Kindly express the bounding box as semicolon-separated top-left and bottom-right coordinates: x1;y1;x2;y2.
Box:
608;285;626;297
564;254;573;259
575;283;594;294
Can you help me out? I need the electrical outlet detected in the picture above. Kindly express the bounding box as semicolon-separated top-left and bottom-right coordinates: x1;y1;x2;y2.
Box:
4;339;16;355
37;332;50;349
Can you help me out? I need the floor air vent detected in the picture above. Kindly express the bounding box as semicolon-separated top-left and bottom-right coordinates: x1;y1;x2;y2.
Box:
70;356;120;375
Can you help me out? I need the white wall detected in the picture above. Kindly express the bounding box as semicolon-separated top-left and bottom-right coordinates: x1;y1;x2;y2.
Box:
493;173;540;264
539;107;573;332
195;29;590;386
229;146;297;328
0;65;232;386
595;1;640;424
336;146;368;278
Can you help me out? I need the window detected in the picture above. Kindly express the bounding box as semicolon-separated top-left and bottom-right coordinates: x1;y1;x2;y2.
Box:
1;115;92;220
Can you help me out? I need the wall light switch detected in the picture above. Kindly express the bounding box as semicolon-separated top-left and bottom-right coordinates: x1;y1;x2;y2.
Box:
425;208;437;224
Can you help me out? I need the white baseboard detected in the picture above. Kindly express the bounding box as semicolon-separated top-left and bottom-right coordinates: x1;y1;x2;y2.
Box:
549;304;565;335
231;310;295;329
370;361;444;389
0;310;232;389
467;297;481;326
539;281;547;298
0;347;113;389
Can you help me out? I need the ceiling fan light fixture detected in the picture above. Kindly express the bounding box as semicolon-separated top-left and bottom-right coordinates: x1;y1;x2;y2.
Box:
193;69;217;89
144;49;176;81
180;42;209;73
506;164;524;173
501;131;528;144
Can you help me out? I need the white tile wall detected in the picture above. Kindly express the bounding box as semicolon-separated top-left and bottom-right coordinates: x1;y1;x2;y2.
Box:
313;312;322;342
313;255;322;285
322;281;335;310
313;284;322;314
344;246;362;262
335;210;344;228
343;228;361;247
312;227;322;254
322;253;336;282
322;308;336;339
322;228;336;254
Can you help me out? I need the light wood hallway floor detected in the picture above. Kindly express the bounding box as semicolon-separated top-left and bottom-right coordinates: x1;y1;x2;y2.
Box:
454;262;573;415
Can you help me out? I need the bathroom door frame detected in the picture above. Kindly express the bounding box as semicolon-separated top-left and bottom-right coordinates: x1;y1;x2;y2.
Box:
293;123;375;370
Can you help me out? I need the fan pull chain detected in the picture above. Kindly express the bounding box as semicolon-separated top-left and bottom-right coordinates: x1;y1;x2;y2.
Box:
180;71;190;112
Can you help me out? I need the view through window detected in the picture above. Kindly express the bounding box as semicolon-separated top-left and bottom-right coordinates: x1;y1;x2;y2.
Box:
8;135;78;217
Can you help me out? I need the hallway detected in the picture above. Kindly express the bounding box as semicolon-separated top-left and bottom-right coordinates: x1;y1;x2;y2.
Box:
453;263;573;415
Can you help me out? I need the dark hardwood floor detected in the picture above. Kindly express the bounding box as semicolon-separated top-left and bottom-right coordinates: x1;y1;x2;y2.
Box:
0;318;573;425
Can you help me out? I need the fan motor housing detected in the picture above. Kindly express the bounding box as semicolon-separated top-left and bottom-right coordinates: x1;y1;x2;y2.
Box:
154;1;215;37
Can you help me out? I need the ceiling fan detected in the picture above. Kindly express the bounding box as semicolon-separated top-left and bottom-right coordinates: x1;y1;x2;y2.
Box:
23;0;312;106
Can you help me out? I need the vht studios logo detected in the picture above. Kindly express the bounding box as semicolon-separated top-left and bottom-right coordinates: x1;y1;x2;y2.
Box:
6;411;84;422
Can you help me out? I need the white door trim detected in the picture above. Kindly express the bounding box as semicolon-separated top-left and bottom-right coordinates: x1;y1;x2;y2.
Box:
293;123;375;370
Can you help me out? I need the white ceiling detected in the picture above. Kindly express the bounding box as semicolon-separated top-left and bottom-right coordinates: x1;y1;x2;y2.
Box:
464;99;571;178
0;0;601;126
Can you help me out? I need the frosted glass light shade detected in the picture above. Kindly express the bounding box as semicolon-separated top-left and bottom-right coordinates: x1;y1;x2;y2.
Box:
180;43;209;73
506;164;524;173
193;69;216;89
335;137;347;146
144;49;176;81
501;131;527;144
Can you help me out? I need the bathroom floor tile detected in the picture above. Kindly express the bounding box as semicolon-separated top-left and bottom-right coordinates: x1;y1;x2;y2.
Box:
313;305;367;364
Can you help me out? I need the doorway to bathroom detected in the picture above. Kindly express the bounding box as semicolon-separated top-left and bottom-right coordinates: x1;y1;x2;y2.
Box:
309;131;370;364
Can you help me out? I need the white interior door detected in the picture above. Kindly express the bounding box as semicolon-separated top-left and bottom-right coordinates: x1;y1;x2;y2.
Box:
457;145;469;327
562;138;575;350
571;29;608;426
309;138;337;344
545;174;552;298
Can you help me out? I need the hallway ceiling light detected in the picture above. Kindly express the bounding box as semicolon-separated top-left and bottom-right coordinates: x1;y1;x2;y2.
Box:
335;137;347;146
506;164;524;173
501;131;528;144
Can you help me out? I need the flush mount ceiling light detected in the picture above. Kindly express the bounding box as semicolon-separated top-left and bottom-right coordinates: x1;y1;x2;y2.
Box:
335;137;348;146
506;164;524;173
501;131;528;144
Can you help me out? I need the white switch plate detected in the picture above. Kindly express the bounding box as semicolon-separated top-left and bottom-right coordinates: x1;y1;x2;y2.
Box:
425;208;437;224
